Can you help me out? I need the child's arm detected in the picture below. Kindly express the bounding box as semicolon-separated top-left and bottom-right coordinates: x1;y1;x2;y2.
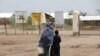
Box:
58;36;61;43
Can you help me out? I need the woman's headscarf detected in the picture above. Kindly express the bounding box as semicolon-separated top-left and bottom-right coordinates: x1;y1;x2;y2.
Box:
39;22;54;47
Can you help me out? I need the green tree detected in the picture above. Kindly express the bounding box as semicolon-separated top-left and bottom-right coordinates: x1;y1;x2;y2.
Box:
27;16;32;25
68;10;86;16
80;12;86;16
10;14;15;27
96;9;100;14
68;10;73;15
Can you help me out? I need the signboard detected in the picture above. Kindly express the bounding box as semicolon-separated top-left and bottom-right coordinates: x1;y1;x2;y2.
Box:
31;12;41;25
55;11;64;25
15;11;27;23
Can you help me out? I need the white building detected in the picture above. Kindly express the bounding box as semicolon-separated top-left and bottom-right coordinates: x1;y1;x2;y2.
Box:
80;16;100;21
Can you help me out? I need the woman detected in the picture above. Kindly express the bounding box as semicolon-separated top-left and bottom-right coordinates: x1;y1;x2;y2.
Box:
38;22;54;56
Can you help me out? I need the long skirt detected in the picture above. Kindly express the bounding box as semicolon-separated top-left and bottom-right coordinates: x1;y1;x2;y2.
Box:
44;46;49;56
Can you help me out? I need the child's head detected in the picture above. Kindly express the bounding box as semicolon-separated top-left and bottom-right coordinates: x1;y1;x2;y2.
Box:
55;30;59;35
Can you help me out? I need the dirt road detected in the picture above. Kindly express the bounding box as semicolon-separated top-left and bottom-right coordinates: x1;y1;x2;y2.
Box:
0;35;100;56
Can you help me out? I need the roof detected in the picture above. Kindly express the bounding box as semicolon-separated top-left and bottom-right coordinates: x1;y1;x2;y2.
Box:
80;16;100;21
64;15;100;21
46;12;55;17
46;12;69;19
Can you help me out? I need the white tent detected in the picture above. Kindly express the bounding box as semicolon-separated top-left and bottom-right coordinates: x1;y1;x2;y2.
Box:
0;13;13;18
80;16;100;21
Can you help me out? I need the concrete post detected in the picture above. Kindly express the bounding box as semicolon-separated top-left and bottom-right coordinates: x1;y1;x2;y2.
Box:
73;11;80;36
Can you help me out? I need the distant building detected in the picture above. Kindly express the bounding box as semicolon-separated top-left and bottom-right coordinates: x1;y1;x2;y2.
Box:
31;12;54;25
0;13;13;25
80;16;100;21
80;16;100;26
45;12;54;23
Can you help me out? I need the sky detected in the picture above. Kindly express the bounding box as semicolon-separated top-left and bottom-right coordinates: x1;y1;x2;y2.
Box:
0;0;100;13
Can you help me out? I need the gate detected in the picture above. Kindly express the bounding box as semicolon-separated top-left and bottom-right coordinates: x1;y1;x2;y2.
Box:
79;14;100;35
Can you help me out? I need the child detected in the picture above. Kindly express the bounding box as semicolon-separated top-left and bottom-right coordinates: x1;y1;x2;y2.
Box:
51;30;61;56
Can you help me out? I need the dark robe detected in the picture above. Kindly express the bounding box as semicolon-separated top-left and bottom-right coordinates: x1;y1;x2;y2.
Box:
50;35;61;56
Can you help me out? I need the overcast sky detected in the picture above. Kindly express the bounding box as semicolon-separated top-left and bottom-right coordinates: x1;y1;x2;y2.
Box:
0;0;100;13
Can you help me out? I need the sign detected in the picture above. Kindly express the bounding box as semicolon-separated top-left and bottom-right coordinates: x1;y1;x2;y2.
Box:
31;12;41;25
15;11;27;23
55;11;64;25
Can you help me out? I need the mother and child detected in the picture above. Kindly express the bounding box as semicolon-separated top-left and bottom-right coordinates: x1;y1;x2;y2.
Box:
38;22;61;56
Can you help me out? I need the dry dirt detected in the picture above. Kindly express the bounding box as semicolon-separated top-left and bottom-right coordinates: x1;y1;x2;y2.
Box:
0;34;100;56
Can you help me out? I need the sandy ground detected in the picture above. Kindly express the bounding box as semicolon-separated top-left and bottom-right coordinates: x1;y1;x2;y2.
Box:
0;34;100;56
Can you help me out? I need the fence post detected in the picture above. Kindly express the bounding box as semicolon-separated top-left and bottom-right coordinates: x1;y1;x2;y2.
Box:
15;15;17;35
4;17;7;35
73;11;80;36
23;19;25;34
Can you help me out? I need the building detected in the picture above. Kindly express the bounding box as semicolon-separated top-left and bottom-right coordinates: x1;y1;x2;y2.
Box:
0;13;13;25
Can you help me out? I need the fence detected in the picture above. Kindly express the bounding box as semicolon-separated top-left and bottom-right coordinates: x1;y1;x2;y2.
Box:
79;13;100;35
1;11;100;36
0;18;40;35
